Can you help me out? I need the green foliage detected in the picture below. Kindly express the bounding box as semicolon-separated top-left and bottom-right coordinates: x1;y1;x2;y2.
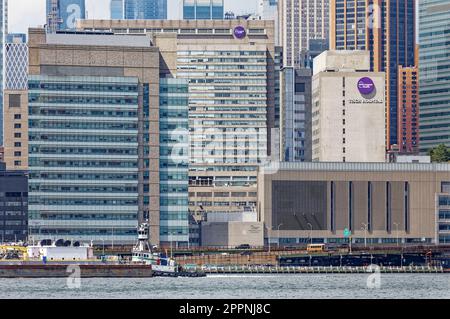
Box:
428;144;450;163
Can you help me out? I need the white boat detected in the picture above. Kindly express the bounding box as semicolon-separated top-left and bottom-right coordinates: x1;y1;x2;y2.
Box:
131;222;179;275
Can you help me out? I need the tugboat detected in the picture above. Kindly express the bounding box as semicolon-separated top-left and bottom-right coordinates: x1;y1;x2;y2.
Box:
131;222;181;277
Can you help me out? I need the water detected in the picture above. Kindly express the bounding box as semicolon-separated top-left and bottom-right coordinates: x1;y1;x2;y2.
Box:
1;274;449;299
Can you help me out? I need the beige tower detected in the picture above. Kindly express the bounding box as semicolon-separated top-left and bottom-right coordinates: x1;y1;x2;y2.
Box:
3;34;28;170
278;0;329;67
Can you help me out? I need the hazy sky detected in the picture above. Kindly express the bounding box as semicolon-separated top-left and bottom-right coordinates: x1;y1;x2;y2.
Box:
9;0;259;34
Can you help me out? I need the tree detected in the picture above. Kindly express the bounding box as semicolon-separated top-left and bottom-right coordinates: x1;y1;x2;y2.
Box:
428;144;450;163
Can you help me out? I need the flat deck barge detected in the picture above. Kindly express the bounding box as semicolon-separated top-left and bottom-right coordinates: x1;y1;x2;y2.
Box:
0;263;153;278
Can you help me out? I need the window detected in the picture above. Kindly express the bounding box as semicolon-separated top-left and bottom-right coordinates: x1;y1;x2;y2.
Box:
442;182;450;194
14;114;21;120
8;94;21;107
295;83;305;92
14;142;21;147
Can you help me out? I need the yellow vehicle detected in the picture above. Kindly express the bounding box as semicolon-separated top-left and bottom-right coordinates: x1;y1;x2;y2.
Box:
0;245;28;260
307;244;325;253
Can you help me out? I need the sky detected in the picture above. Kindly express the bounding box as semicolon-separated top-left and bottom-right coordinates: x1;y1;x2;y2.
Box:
8;0;259;34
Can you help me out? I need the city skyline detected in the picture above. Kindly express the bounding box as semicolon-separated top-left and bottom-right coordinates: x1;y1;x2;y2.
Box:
8;0;258;34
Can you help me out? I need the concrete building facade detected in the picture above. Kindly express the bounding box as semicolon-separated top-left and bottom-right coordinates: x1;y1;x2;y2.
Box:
3;33;28;170
312;51;386;162
258;162;450;246
330;0;417;149
278;0;329;67
77;19;276;227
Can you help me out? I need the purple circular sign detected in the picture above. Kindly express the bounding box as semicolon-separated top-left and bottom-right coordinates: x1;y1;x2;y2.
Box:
358;77;375;95
233;26;246;39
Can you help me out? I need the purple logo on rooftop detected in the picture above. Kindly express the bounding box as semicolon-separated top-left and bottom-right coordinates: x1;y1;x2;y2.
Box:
233;26;246;39
358;77;375;95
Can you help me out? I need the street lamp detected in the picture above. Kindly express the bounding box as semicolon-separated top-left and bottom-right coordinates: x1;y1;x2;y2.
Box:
361;223;368;248
169;232;175;258
277;223;283;249
307;223;313;245
264;225;271;253
111;226;115;251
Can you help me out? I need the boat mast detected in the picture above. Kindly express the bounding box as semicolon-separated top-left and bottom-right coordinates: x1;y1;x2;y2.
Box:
134;222;151;253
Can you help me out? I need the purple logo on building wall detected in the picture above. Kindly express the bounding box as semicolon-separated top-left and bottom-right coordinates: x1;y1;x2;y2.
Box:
358;77;376;95
233;26;246;39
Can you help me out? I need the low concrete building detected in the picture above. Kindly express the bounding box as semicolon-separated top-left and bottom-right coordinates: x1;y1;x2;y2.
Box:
201;221;264;248
258;162;450;246
200;210;263;248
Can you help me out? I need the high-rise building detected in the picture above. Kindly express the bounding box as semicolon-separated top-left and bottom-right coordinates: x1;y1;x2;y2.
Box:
419;0;450;153
183;0;224;20
78;19;276;223
274;46;283;129
110;0;124;19
299;38;328;72
258;0;279;45
0;162;28;243
1;0;8;147
278;0;329;67
280;67;312;162
159;78;190;246
311;50;386;162
46;0;86;32
3;33;28;171
330;0;417;150
124;0;167;20
28;29;160;245
397;66;419;154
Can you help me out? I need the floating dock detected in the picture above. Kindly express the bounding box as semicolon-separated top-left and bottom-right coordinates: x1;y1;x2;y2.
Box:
202;265;445;274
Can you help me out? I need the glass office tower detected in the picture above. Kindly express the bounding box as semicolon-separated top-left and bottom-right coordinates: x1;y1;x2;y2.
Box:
28;75;139;244
124;0;167;20
419;0;450;152
159;79;190;246
280;67;312;162
110;0;124;19
45;0;86;32
183;0;224;20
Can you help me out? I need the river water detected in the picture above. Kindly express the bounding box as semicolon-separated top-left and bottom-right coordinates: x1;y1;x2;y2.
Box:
1;274;449;299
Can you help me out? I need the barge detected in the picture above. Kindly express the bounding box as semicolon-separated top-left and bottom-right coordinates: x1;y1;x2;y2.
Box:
0;222;205;278
0;263;153;278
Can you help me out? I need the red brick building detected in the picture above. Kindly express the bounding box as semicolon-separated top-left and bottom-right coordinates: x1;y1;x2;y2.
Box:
397;66;419;153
